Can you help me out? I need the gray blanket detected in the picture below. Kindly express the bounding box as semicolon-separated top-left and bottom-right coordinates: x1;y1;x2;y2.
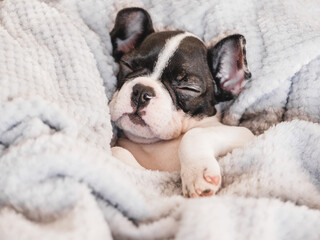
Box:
0;0;320;239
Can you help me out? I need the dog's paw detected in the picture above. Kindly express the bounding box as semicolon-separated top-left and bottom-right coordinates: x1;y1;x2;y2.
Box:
181;161;221;198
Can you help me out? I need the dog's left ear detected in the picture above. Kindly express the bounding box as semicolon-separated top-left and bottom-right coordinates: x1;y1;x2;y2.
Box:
208;34;251;102
110;8;155;62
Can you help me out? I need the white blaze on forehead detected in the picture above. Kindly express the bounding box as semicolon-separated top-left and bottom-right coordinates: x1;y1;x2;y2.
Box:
151;32;196;79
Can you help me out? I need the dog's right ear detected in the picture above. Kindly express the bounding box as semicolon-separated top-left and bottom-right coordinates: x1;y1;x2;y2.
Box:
110;8;154;62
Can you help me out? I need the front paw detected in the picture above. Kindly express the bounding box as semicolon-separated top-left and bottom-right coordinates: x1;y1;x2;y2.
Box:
181;162;221;198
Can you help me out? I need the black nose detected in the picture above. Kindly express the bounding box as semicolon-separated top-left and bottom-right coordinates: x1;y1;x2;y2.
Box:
131;84;155;108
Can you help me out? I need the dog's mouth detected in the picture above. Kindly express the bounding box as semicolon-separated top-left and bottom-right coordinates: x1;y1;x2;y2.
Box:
127;111;147;126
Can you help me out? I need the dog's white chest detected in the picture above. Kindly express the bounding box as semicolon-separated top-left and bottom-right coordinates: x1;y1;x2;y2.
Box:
117;135;183;172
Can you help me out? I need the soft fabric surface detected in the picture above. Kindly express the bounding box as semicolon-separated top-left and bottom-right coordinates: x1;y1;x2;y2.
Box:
0;0;320;239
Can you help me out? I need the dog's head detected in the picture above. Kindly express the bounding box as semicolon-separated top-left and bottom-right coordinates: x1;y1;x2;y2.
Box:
109;8;251;143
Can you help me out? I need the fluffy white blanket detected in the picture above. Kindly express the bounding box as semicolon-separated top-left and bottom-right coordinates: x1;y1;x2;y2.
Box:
0;0;320;239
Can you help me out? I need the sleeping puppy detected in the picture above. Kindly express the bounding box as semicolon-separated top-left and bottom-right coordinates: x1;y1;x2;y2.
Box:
109;7;254;198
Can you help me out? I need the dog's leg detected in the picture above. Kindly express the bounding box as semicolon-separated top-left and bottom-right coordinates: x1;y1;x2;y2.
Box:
111;146;145;169
179;125;254;198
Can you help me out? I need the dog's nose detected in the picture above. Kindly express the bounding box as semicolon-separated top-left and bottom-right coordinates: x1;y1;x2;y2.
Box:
131;84;155;108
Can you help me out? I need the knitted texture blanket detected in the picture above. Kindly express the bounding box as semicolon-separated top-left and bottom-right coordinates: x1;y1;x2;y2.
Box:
0;0;320;239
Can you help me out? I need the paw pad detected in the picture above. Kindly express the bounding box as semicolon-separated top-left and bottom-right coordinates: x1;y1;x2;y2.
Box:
205;175;220;185
196;188;214;197
182;163;221;198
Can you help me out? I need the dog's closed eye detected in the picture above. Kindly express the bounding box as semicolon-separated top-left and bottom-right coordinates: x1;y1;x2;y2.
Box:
119;60;150;79
176;85;201;94
120;60;133;70
174;75;202;95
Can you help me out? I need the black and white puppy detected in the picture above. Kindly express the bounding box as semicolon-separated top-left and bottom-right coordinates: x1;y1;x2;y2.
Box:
109;8;254;198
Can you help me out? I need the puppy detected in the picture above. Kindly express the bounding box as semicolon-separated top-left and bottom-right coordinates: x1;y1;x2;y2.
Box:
109;7;254;198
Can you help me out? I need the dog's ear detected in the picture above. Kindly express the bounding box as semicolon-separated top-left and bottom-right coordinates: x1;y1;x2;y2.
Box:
208;34;251;102
110;7;154;62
